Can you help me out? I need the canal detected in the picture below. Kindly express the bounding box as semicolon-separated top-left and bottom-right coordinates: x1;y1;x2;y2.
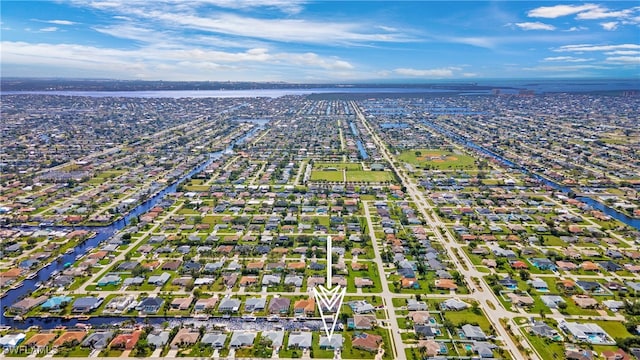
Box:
421;120;640;230
0;124;265;328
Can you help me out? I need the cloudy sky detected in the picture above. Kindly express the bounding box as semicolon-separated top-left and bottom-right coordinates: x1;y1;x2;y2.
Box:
1;1;639;81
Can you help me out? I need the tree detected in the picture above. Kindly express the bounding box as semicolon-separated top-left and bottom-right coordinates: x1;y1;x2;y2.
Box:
519;269;530;281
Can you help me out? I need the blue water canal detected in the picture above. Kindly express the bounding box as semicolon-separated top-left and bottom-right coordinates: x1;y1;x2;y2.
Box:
421;120;640;230
0;125;265;328
348;121;369;160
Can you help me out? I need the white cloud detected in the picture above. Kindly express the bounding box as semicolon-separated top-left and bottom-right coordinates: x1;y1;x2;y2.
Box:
515;22;556;31
605;56;640;64
46;20;76;25
554;44;640;52
576;7;635;20
39;27;59;32
137;11;412;45
543;56;592;62
0;41;354;80
70;1;413;45
605;50;640;55
524;64;608;71
393;68;454;77
600;21;618;31
565;26;588;32
527;4;600;18
528;3;640;26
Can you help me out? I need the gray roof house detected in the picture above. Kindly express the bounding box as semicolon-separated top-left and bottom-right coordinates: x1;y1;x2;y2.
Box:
540;295;565;309
148;272;171;286
261;331;284;348
461;324;487;341
530;322;559;339
287;332;312;349
218;298;241;313
245;297;267;312
441;298;469;311
407;299;427;311
230;332;256;348
146;331;171;348
201;332;227;348
72;297;103;313
136;297;164;314
473;341;495;358
284;275;303;287
319;334;343;349
81;331;113;349
262;274;281;286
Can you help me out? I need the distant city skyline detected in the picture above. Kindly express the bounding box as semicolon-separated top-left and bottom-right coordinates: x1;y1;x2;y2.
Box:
1;1;639;81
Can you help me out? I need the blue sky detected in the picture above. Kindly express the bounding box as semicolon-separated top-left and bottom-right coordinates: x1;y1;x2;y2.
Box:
1;1;639;81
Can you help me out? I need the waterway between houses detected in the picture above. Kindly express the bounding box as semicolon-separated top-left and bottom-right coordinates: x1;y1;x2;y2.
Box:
0;125;265;329
421;120;640;230
1;118;638;329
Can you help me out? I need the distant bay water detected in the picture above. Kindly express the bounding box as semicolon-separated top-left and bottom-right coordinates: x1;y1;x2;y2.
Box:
1;79;637;98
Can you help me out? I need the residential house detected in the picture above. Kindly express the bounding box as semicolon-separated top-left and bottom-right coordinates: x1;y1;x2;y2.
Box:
461;324;487;341
194;297;218;312
170;296;193;311
72;297;102;313
109;330;141;350
319;334;343;349
229;331;256;348
10;296;48;314
294;298;315;316
170;328;199;349
81;331;113;349
269;297;290;314
218;298;241;313
287;332;312;349
530;321;559;339
352;333;382;352
261;331;284;348
414;325;435;339
201;333;227;348
146;331;170;349
148;272;171;286
284;275;303;287
136;297;164;314
559;321;615;344
407;299;427;311
540;295;565;309
348;314;377;330
441;298;469;311
435;279;458;291
245;297;267;312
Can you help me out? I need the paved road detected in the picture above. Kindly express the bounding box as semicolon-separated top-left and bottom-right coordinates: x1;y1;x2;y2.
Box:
351;101;534;360
362;201;405;360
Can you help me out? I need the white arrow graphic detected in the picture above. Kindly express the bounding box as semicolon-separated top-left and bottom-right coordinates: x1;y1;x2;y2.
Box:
313;235;346;340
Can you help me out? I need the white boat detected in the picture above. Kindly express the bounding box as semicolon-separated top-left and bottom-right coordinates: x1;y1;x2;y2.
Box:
194;314;209;321
267;315;280;322
241;315;256;322
25;272;37;280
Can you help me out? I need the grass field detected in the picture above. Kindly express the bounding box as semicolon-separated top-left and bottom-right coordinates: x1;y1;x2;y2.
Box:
310;170;344;182
346;170;395;182
398;149;476;170
315;162;362;170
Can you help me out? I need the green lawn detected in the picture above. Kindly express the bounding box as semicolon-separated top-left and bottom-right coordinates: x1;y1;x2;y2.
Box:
310;171;344;182
398;149;476;170
315;162;362;170
442;308;491;331
346;171;395;183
